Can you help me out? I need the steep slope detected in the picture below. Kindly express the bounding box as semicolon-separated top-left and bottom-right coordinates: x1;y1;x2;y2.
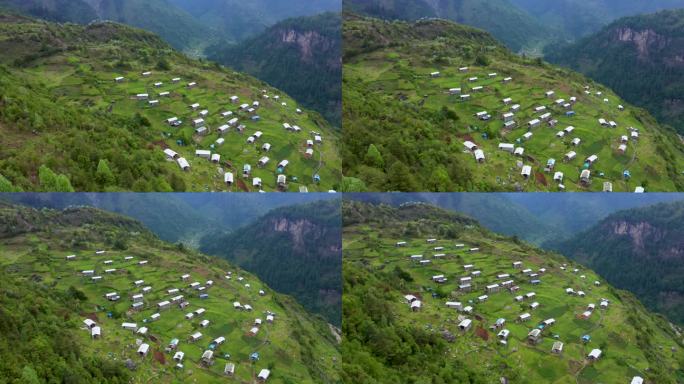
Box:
169;0;340;44
0;14;341;192
343;0;556;53
342;200;684;383
511;0;684;41
342;14;684;192
0;0;215;54
0;202;340;383
546;9;684;135
3;193;340;245
552;200;684;325
207;13;342;127
200;200;342;326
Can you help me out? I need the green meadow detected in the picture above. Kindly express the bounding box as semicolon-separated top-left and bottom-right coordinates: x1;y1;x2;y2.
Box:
343;17;684;192
0;16;341;192
0;208;340;383
342;201;684;383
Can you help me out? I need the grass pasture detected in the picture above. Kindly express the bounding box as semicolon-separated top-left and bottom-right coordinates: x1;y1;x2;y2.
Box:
0;225;340;383
342;17;684;192
342;209;684;383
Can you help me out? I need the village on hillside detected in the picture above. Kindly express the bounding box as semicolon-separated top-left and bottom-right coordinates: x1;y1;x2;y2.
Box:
361;235;680;382
110;70;336;192
54;247;324;383
424;66;659;192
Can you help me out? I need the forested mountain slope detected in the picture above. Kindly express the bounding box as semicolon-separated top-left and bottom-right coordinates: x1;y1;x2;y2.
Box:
552;200;684;325
511;0;684;41
343;0;557;53
170;0;340;46
207;13;342;127
200;200;342;326
0;0;214;54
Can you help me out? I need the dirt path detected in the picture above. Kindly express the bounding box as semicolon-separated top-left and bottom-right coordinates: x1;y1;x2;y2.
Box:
574;310;604;384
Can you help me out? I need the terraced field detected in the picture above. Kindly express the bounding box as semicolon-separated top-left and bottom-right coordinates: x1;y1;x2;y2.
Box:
343;16;684;192
0;205;340;383
0;16;341;192
55;67;338;192
342;201;684;383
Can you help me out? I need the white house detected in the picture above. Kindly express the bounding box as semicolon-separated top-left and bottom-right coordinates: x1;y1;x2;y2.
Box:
258;369;271;382
464;141;478;151
458;319;472;331
196;150;211;159
499;143;515;153
498;329;510;340
521;165;532;179
189;332;202;342
474;149;485;163
224;172;234;186
587;349;602;361
515;146;525;156
137;343;149;357
121;322;137;331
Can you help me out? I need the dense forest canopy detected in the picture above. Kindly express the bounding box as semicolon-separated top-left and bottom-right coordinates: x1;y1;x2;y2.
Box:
200;199;343;325
207;13;342;127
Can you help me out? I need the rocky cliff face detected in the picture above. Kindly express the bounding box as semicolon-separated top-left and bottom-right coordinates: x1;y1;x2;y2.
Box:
610;220;663;250
614;27;670;58
556;201;684;324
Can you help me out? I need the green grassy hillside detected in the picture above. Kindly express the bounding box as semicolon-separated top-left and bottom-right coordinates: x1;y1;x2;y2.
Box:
0;14;341;192
342;14;684;192
342;200;684;383
0;202;340;383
